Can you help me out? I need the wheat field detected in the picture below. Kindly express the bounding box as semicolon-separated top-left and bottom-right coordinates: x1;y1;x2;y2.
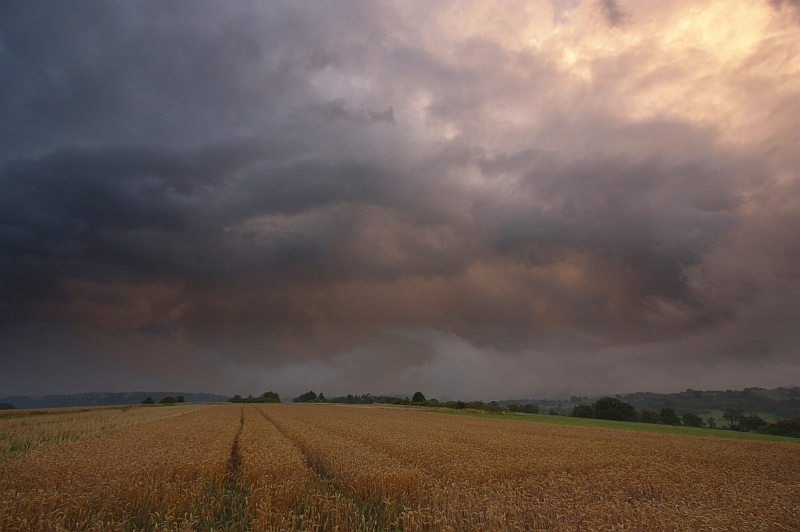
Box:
1;403;798;531
0;404;208;455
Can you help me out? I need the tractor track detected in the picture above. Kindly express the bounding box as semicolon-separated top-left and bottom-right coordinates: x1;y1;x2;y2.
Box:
253;406;335;482
207;407;248;532
252;405;406;531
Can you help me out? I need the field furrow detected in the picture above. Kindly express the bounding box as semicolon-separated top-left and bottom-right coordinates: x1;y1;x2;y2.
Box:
251;405;410;530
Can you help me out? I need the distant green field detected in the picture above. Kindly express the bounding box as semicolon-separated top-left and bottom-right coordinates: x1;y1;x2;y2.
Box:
427;408;800;444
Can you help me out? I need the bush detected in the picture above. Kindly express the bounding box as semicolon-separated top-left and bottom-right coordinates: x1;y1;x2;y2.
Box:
412;392;426;403
740;414;768;432
141;397;155;405
159;396;176;404
759;417;800;438
0;402;15;410
176;395;185;403
548;408;561;416
660;408;681;426
259;391;281;403
594;398;638;422
294;391;318;403
681;412;704;428
571;404;594;418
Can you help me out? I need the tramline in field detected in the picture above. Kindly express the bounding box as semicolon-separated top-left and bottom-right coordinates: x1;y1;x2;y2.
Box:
1;403;799;530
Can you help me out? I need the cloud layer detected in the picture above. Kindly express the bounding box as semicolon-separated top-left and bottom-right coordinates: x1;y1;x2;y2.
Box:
1;0;798;399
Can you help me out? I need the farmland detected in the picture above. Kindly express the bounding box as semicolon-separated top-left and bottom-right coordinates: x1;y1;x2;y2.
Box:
2;404;799;531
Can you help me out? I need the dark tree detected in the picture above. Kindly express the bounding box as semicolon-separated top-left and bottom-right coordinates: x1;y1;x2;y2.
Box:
548;408;561;416
159;396;176;404
706;416;717;429
759;418;800;438
740;414;768;432
141;397;155;405
723;409;744;430
0;402;14;410
594;398;638;422
260;391;281;403
176;395;185;403
571;404;595;418
660;408;681;426
519;404;539;414
681;412;704;428
412;392;426;403
294;391;318;402
640;410;661;423
228;395;243;403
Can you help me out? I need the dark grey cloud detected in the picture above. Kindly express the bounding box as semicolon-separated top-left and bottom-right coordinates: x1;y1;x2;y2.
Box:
598;0;628;27
136;321;180;340
770;0;800;9
1;0;798;398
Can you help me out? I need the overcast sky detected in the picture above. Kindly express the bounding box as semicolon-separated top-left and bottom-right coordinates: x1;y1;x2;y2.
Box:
1;0;798;400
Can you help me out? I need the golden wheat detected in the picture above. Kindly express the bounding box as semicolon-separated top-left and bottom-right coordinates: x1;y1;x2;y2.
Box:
1;404;239;531
0;404;206;455
239;405;377;531
2;402;799;531
260;404;800;531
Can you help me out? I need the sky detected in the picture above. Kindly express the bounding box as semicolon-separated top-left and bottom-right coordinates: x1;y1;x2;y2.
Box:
1;0;798;401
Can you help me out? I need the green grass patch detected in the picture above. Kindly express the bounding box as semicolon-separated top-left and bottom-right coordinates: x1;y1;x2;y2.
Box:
425;408;800;444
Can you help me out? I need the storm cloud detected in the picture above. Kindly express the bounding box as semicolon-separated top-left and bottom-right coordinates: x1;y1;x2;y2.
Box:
1;0;798;399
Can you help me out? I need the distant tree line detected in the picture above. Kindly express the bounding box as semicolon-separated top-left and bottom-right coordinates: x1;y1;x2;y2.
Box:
141;395;185;405
618;387;800;420
228;391;281;403
567;398;800;438
283;390;800;438
290;390;508;412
